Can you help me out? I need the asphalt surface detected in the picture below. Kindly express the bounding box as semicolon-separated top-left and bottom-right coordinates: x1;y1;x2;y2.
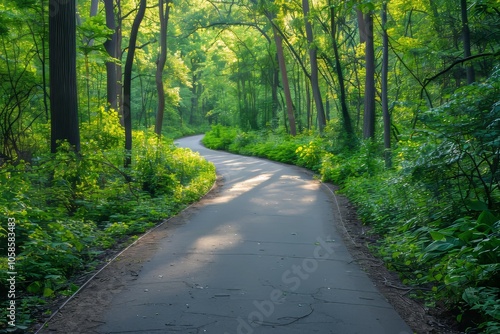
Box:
97;135;412;334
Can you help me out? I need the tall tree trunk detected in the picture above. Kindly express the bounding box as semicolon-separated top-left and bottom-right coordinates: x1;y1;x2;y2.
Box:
330;2;354;140
123;0;146;167
363;11;376;139
116;0;123;115
357;9;366;43
302;0;326;132
306;80;312;130
104;0;118;110
90;0;99;16
461;0;475;84
154;0;171;136
382;3;391;168
271;53;279;128
272;27;297;136
49;0;80;153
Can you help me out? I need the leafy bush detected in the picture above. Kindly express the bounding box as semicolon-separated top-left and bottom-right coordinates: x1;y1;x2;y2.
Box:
201;125;238;150
295;138;324;171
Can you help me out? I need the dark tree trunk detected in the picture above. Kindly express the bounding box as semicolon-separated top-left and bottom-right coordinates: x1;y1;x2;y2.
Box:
123;0;147;167
461;0;475;84
104;0;118;110
273;27;297;136
363;11;376;139
302;0;326;132
49;0;80;153
154;0;171;136
271;53;279;128
382;3;391;167
357;9;366;43
330;2;354;140
116;0;123;115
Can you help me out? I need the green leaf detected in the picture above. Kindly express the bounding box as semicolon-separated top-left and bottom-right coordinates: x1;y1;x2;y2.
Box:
424;240;456;253
477;211;498;227
465;200;489;212
430;231;446;241
43;287;54;297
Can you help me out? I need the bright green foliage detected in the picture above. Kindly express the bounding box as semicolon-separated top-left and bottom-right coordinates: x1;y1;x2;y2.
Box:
201;125;239;151
0;111;215;330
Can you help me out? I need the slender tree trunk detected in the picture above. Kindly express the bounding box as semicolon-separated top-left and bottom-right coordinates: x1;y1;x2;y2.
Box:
104;0;118;110
382;3;391;168
154;0;171;136
461;0;475;84
302;0;326;132
272;53;279;128
49;0;80;153
123;0;146;167
272;27;296;136
116;0;123;115
306;80;312;130
363;11;376;139
90;0;99;15
357;9;366;43
330;2;354;140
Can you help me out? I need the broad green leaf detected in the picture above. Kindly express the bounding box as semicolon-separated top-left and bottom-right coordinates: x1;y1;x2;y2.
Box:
430;231;446;241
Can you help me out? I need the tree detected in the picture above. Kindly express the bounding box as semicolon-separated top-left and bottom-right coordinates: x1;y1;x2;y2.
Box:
329;1;354;141
123;0;147;167
362;10;375;139
104;0;119;111
461;0;475;84
154;0;172;136
381;1;391;167
155;0;171;136
260;1;297;136
302;0;326;132
49;0;80;153
272;25;297;136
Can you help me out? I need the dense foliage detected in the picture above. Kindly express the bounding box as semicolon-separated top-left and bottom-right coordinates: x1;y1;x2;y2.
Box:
203;68;500;332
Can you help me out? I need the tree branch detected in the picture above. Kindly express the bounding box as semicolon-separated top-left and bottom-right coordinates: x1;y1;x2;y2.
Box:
422;52;499;90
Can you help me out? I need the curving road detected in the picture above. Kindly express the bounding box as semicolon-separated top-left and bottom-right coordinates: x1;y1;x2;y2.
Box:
96;135;412;334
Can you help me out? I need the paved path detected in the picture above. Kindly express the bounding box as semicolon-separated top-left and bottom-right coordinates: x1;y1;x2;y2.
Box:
97;135;412;334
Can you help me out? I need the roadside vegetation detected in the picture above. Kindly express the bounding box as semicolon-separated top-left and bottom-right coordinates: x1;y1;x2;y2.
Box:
0;110;215;331
203;69;500;333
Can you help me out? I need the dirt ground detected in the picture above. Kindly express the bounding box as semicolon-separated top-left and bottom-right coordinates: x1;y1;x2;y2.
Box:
31;177;464;334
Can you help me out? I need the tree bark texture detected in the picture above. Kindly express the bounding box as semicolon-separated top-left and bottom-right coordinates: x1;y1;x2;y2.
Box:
330;2;354;139
363;11;376;139
123;0;146;167
382;3;391;167
104;0;119;111
272;27;297;136
461;0;475;84
154;0;171;136
49;0;80;153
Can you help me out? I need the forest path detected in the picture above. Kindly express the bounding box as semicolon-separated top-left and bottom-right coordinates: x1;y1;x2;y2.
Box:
98;135;412;334
41;135;412;334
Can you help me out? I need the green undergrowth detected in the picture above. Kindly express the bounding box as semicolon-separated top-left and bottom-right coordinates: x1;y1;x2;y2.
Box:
202;70;500;333
0;110;215;332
